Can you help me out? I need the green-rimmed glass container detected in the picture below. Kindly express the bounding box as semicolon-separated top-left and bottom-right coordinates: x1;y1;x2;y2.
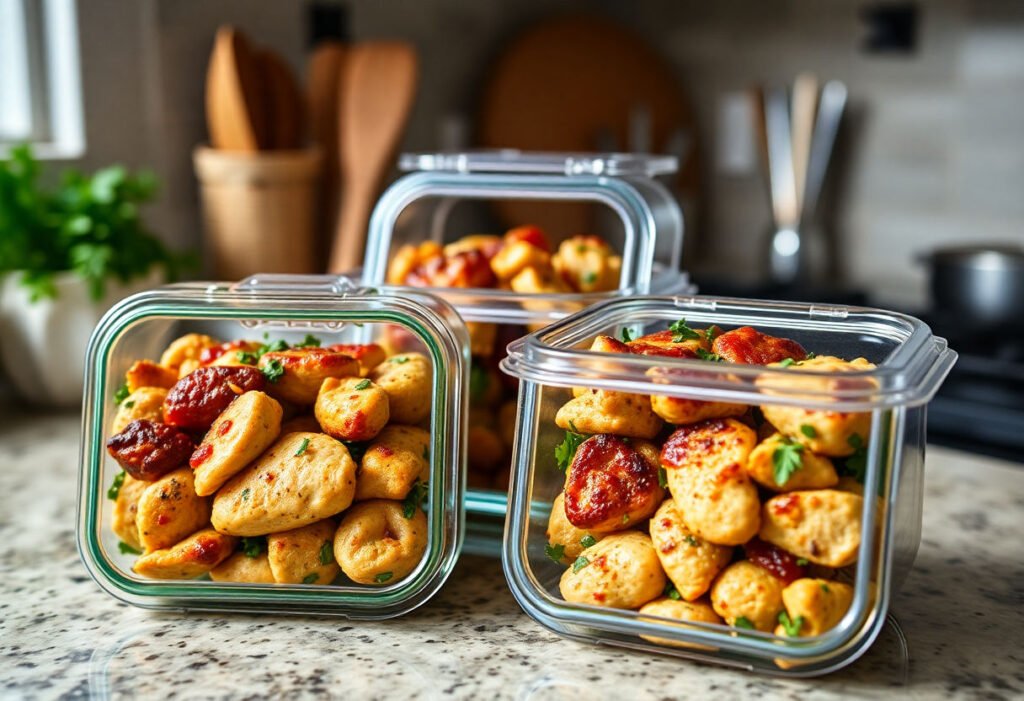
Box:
77;275;468;617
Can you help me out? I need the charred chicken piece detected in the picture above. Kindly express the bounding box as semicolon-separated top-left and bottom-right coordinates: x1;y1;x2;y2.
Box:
106;419;194;481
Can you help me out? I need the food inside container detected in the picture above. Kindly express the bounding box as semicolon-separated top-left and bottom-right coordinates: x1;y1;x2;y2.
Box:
78;276;468;617
361;151;689;516
500;296;955;673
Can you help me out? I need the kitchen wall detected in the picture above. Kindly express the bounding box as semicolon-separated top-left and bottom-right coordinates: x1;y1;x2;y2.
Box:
74;0;1024;307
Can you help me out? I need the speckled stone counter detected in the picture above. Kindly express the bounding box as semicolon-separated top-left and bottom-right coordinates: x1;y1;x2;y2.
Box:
2;407;1022;700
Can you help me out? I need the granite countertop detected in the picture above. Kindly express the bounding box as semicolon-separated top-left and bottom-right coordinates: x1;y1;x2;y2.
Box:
2;408;1022;700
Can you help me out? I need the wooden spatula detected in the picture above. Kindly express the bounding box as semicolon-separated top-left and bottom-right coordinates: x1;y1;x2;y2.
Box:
328;41;418;273
205;26;268;151
256;48;304;150
306;42;346;261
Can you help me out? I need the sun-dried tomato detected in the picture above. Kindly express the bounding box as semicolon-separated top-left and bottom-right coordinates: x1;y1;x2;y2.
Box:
162;366;265;431
106;419;194;481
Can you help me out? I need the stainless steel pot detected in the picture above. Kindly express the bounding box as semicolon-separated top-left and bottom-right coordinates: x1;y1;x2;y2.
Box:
923;245;1024;324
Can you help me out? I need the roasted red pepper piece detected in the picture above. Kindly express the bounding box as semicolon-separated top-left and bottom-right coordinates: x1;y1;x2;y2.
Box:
162;366;266;431
106;419;194;481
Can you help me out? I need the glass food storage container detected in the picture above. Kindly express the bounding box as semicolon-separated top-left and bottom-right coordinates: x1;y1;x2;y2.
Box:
500;295;956;674
77;275;469;618
361;151;692;549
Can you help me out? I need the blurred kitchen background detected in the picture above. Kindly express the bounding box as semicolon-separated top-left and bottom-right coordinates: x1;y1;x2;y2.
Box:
1;0;1022;457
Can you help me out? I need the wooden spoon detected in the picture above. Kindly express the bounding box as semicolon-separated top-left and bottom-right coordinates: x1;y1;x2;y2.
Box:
790;72;819;222
256;48;304;150
306;42;346;261
328;41;418;273
204;26;268;151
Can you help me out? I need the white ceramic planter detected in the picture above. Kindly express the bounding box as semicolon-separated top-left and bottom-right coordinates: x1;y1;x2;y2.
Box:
0;270;162;407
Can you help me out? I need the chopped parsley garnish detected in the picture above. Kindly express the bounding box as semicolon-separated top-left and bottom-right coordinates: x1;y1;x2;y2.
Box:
123;400;135;409
620;328;634;343
779;358;796;367
664;583;682;601
113;383;130;405
343;440;369;464
582;271;597;285
820;583;831;594
319;541;333;565
302;573;320;584
107;471;126;500
389;356;410;364
843;434;868;483
704;325;721;343
422;446;429;460
545;543;566;563
294;334;322;348
806;352;817;360
402;480;429;518
621;513;630;524
778;611;804;637
294;437;310;456
354;378;371;391
734;616;755;630
554;424;587;472
696;348;723;362
800;424;818;439
240;488;250;501
469;362;489;402
572;555;590;573
796;558;809;566
772;436;804;486
580;535;597;549
260;358;285;383
236;351;258;365
117;541;141;555
684;535;700;547
658;467;668;488
669;318;701;343
374;572;393;584
259;339;289;356
241;537;265;558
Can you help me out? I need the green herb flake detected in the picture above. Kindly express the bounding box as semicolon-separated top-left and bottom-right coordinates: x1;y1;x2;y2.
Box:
123;400;136;409
800;424;818;439
806;352;817;360
259;339;289;356
402;481;429;518
620;328;634;343
779;358;796;367
696;348;723;362
469;362;490;402
554;428;587;473
302;573;319;584
117;541;141;555
844;434;868;483
113;384;130;405
107;471;126;501
241;537;265;558
389;356;410;364
580;535;597;549
796;558;809;566
582;271;597;285
319;541;333;566
354;378;371;391
704;325;721;343
260;358;285;383
658;467;668;488
240;488;250;501
295;334;322;348
820;583;831;594
236;351;258;365
343;440;369;464
374;571;393;584
778;611;805;637
772;436;804;486
294;437;311;457
668;318;701;343
545;543;566;563
684;535;700;547
621;513;630;524
572;556;590;573
734;616;756;630
664;583;682;601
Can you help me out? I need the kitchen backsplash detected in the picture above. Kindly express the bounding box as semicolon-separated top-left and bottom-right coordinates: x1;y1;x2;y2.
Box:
74;0;1024;307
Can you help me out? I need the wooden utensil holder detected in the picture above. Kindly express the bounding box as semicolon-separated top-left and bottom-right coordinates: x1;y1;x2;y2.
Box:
193;146;322;279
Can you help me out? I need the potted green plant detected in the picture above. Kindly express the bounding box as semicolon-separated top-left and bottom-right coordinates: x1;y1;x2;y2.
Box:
0;145;193;406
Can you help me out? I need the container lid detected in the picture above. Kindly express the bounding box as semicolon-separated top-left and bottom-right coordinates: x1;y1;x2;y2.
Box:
77;275;469;618
399;149;678;177
502;295;957;411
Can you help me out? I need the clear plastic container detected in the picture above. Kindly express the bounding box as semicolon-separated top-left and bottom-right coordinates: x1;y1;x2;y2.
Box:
77;275;469;618
361;151;692;541
500;295;956;674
